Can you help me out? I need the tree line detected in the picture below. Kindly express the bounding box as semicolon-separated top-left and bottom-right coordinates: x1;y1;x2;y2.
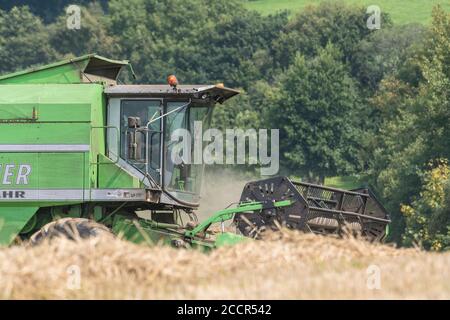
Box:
0;0;449;250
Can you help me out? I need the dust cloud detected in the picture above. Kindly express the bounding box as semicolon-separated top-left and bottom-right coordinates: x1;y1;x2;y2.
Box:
196;169;255;220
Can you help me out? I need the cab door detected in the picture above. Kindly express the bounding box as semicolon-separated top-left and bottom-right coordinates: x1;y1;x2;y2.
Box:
108;98;162;184
119;99;162;183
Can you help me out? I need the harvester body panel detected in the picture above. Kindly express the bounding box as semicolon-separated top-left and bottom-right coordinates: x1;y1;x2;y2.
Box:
0;83;102;243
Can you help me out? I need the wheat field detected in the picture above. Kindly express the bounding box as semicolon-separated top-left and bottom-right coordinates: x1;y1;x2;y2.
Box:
0;230;449;300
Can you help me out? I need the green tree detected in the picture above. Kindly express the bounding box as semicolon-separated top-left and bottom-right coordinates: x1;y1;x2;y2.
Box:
352;23;425;92
366;6;450;245
48;3;119;58
272;1;392;70
107;0;286;88
265;44;362;183
196;8;288;88
401;160;450;251
0;6;57;74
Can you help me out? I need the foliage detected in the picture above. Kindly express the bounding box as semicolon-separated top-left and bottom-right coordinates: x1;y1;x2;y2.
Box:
265;44;362;182
352;23;425;92
0;6;57;74
401;159;450;251
48;3;119;58
0;0;108;23
271;1;391;69
365;6;450;244
107;0;287;87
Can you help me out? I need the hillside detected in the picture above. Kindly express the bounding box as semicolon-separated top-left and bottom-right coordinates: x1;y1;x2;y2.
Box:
243;0;450;24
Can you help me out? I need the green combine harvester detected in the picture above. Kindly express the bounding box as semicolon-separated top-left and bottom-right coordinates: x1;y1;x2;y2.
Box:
0;54;390;248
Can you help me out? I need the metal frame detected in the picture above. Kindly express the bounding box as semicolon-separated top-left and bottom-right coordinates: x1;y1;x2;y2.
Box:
184;200;293;238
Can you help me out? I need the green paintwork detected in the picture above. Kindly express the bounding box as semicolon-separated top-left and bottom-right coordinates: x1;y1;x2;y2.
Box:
0;153;86;189
112;215;215;250
97;154;141;189
214;232;249;247
0;76;108;243
185;200;292;238
0;55;140;245
0;63;88;85
0;123;90;144
0;54;128;85
0;103;91;122
0;207;38;244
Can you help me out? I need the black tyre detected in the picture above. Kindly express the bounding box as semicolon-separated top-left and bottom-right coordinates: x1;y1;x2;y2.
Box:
29;218;113;245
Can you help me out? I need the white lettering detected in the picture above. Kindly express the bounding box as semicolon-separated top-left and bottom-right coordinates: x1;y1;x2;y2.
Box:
225;129;258;165
259;129;279;176
203;128;223;164
170;129;192;165
178;304;211;317
167;125;280;176
2;165;15;185
0;164;33;185
16;164;31;185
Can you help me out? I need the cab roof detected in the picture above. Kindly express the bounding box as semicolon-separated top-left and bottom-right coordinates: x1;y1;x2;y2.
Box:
105;84;239;104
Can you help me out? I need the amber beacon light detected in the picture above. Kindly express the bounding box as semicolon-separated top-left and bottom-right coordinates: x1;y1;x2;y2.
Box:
167;74;178;87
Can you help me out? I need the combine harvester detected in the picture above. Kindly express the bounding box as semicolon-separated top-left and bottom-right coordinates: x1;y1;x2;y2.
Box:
0;55;390;248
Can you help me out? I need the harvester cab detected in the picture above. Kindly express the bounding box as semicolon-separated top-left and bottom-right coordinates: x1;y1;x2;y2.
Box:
0;54;390;248
104;82;237;208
